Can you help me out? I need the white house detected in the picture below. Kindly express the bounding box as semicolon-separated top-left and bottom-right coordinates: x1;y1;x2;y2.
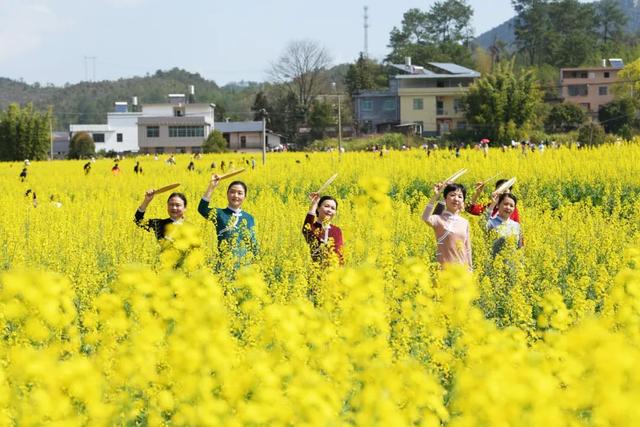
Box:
70;102;141;153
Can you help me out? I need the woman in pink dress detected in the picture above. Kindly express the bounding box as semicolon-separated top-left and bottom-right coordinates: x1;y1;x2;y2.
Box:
422;182;472;271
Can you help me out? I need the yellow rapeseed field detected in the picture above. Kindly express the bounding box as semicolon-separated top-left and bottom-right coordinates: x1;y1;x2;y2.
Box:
1;143;640;425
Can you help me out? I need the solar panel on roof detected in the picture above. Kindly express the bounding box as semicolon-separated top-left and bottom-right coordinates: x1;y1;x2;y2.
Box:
609;59;624;69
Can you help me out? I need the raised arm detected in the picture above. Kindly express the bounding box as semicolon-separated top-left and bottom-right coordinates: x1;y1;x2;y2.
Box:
135;189;155;225
302;192;320;239
198;174;220;219
421;182;444;224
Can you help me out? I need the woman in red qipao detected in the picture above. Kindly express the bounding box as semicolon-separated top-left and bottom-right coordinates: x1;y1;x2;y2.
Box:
302;192;344;265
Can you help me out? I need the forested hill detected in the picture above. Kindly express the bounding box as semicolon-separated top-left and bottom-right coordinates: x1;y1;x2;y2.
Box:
475;0;640;50
0;68;262;131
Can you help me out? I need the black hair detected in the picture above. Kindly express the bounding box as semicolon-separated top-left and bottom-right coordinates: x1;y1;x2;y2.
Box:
495;179;513;192
167;192;187;207
498;192;517;206
443;183;466;200
227;181;247;193
316;195;338;216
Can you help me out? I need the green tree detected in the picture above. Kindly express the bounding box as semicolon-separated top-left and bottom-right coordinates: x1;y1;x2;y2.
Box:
598;98;636;135
578;122;605;146
68;131;95;159
202;130;228;153
345;53;388;97
545;103;587;133
269;92;304;146
464;60;542;144
251;92;271;121
512;0;598;67
308;100;334;141
386;1;474;67
615;58;640;103
596;0;627;56
0;103;52;161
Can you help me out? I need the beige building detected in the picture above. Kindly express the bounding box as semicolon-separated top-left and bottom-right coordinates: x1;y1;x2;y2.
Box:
138;94;215;154
560;59;624;119
395;60;480;136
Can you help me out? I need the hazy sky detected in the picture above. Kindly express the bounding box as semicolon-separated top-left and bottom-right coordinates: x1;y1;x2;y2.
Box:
1;0;518;86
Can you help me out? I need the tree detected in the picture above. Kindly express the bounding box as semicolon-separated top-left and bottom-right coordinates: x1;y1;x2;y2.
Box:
615;58;640;104
269;40;331;120
269;91;305;146
578;122;605;146
598;98;636;135
386;1;474;67
596;0;627;55
345;53;388;97
202;130;228;153
0;103;52;161
512;0;598;68
545;103;587;133
464;60;542;144
68;131;95;159
251;92;271;121
308;100;334;141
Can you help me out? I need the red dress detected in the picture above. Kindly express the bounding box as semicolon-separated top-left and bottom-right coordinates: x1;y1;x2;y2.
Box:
302;214;344;265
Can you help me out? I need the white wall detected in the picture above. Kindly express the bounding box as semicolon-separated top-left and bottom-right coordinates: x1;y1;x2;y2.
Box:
106;113;141;152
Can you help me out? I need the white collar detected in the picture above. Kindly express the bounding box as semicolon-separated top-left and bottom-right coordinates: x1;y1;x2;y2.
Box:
227;206;242;215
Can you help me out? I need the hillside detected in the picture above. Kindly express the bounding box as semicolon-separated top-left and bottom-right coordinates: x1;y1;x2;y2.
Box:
0;68;262;131
474;0;640;50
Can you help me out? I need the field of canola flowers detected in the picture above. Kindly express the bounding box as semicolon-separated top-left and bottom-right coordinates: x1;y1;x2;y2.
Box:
1;144;640;425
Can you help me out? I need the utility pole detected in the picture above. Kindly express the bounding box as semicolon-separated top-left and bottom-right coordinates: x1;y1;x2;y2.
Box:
332;82;343;158
49;116;53;160
260;108;267;165
364;6;369;58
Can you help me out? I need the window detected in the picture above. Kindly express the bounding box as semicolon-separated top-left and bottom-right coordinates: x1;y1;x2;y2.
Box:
147;126;159;138
92;133;105;143
382;99;396;111
361;99;373;111
604;72;610;78
117;133;123;143
454;98;465;113
568;84;588;96
599;86;608;96
437;80;445;88
413;98;423;110
240;136;247;148
457;121;467;130
168;126;205;137
436;98;444;115
173;107;184;117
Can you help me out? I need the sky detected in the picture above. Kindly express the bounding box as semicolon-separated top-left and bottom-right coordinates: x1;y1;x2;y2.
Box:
0;0;518;87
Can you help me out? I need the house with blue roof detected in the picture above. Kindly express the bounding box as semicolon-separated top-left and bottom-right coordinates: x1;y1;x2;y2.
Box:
353;58;480;136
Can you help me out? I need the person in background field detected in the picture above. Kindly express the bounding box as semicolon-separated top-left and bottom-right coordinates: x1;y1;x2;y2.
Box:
111;163;121;175
134;161;142;175
19;167;28;182
84;162;91;175
467;179;520;222
302;192;344;266
198;176;258;264
422;182;472;271
486;192;523;256
134;190;187;240
187;160;195;172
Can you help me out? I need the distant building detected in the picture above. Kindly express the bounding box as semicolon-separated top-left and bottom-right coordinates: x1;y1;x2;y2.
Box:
216;121;282;151
52;131;70;159
69;94;216;155
353;58;480;136
560;58;624;120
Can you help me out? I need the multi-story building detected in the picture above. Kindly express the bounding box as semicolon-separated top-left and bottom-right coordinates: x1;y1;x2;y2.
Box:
560;59;624;119
353;58;480;136
70;94;216;155
137;94;215;154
